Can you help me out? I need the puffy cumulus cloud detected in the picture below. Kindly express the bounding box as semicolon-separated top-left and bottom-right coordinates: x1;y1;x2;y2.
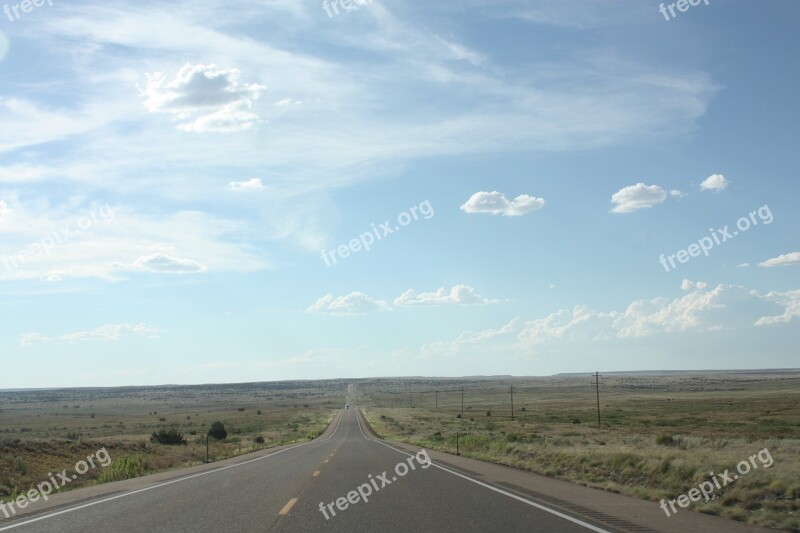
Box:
610;183;667;213
229;178;265;191
518;306;619;345
416;284;797;358
308;292;390;316
681;279;708;291
754;290;800;326
759;252;800;268
140;63;266;133
700;174;729;192
460;191;545;216
394;285;497;306
130;253;206;274
21;324;160;346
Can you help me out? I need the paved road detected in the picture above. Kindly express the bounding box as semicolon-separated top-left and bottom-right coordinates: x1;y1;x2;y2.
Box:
0;402;612;532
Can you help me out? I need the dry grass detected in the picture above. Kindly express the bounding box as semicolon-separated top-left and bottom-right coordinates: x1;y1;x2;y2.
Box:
357;372;800;531
0;380;346;500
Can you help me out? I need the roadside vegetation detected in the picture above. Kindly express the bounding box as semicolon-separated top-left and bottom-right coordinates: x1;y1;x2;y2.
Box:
0;380;344;501
358;373;800;531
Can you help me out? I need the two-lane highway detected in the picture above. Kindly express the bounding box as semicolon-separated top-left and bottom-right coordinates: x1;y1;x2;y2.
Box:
0;402;610;532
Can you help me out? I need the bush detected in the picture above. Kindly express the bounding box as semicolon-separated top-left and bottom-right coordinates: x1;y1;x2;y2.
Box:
237;407;245;412
486;411;491;417
656;433;678;447
208;421;227;440
254;436;265;444
99;453;145;482
151;428;187;445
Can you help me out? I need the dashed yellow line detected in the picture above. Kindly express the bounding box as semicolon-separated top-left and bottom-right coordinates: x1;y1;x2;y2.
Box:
324;459;329;463
312;470;321;477
279;498;299;516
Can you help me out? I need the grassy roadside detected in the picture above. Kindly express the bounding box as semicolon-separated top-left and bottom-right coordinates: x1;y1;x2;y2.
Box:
358;375;800;531
0;382;344;502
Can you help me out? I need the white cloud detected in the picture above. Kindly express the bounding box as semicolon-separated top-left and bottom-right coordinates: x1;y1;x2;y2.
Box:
737;263;750;268
754;290;800;326
420;318;521;358
670;189;686;198
308;292;390;316
416;284;797;358
758;252;800;268
436;38;487;66
61;323;161;342
0;205;265;282
131;254;206;274
700;174;729;192
394;285;497;306
0;165;52;183
610;183;667;213
229;178;266;191
140;63;266;133
21;324;160;346
460;191;545;216
681;279;708;291
20;332;48;346
0;199;8;219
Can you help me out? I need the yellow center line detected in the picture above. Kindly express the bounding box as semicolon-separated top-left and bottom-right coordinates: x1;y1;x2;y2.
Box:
312;470;321;477
279;498;299;516
324;459;329;463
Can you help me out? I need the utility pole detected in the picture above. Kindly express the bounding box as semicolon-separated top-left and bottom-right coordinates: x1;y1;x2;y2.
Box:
206;433;209;463
461;388;464;418
510;382;514;421
593;371;601;427
410;393;413;408
435;389;438;409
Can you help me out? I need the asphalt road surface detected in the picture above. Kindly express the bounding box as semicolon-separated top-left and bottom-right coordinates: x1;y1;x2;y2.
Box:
0;403;622;532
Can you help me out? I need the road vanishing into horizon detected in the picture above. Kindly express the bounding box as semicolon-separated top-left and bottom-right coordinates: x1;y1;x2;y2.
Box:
0;400;613;533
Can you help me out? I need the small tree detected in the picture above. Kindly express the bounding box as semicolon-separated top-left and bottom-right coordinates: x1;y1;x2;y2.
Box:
208;421;227;440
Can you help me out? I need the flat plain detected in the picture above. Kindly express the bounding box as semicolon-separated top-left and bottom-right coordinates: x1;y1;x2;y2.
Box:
356;371;800;531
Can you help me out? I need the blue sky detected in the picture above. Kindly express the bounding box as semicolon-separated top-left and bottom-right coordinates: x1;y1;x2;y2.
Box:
0;0;797;388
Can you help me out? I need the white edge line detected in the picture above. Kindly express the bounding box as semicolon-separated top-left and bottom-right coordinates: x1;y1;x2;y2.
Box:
354;406;611;533
0;409;346;531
